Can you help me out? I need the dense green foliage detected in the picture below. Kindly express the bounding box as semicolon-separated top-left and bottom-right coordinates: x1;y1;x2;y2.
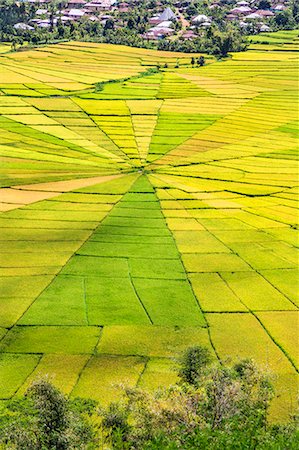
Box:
0;380;96;449
101;349;298;449
158;25;248;56
0;348;297;449
177;345;212;385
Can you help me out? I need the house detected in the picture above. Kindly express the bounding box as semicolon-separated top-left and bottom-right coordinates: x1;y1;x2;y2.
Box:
99;0;116;11
273;4;286;11
230;6;252;15
118;2;129;12
149;16;161;25
143;30;159;40
148;7;176;26
99;14;112;24
260;24;271;31
67;8;85;18
201;21;212;27
143;29;167;40
60;15;73;22
226;13;237;20
236;1;249;6
149;25;174;35
36;19;51;27
14;22;34;30
84;1;103;13
67;0;86;8
255;9;274;17
244;12;261;19
157;27;174;35
155;20;173;29
182;30;197;39
192;14;211;24
88;15;99;21
35;9;48;15
157;7;176;22
239;20;247;28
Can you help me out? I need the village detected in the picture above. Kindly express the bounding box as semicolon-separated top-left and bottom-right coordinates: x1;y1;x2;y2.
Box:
12;0;294;42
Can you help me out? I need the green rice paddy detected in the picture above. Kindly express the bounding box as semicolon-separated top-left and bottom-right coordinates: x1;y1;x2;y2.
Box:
0;38;298;421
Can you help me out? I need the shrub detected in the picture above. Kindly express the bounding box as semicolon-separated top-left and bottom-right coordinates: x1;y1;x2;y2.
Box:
0;350;298;449
0;379;97;449
100;348;298;449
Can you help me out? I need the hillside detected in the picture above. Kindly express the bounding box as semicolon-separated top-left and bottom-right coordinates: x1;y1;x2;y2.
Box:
0;40;298;423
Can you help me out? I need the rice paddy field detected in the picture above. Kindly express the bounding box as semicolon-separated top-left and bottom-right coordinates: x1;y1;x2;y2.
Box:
249;29;299;51
0;37;298;422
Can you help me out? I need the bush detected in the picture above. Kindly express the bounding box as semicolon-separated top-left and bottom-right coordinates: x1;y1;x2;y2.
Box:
0;350;298;449
0;379;97;449
101;348;298;449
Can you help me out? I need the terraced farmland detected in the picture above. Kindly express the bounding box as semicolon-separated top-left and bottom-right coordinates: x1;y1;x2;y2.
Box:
0;40;298;422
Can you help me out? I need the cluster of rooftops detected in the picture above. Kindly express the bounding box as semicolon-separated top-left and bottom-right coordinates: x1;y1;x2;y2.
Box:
14;0;289;38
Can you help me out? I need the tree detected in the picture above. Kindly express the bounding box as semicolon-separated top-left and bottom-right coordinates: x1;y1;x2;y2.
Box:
178;346;212;385
174;20;182;31
30;31;43;45
0;379;96;449
205;26;248;57
104;18;114;33
274;10;294;28
198;55;205;66
11;35;19;51
100;348;297;449
204;360;273;431
186;5;198;18
258;0;271;10
101;402;130;446
191;56;195;67
0;359;298;450
291;0;299;23
26;380;69;448
57;18;65;38
127;17;135;30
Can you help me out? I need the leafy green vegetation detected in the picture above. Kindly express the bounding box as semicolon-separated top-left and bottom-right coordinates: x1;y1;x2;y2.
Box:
0;349;298;449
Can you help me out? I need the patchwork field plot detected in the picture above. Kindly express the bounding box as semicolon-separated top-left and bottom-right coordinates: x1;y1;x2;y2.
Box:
0;40;298;421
